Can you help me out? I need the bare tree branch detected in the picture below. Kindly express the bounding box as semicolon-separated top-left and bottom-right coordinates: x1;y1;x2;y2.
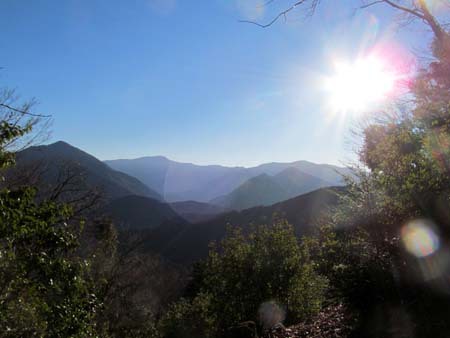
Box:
240;0;448;44
0;103;51;118
239;0;315;28
378;0;425;20
359;1;386;9
0;90;52;152
258;0;276;8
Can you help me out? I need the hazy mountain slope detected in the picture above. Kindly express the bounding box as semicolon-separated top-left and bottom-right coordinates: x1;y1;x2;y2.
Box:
252;161;352;184
211;168;333;211
170;201;226;223
105;157;242;201
164;187;342;264
290;161;351;184
13;141;161;201
170;168;254;202
105;156;350;202
273;167;332;197
102;156;170;196
212;174;288;211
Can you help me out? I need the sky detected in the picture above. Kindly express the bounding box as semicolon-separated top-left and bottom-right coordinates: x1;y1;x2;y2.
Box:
0;0;435;167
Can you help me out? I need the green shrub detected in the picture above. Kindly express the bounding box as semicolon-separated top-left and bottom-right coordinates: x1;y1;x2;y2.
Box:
162;220;328;337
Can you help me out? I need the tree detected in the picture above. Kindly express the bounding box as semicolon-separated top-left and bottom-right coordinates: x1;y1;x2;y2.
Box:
0;109;101;337
306;5;450;334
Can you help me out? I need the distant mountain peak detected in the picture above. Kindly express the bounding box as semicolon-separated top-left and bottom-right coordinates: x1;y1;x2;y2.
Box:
138;155;169;161
276;166;305;176
49;140;71;147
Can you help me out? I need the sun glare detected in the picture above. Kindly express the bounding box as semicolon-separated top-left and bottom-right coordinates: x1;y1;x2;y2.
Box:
325;56;396;114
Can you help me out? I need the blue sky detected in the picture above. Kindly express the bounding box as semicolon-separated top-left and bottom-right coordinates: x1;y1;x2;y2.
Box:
0;0;432;166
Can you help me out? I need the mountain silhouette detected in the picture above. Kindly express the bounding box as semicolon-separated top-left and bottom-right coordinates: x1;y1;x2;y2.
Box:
11;141;161;201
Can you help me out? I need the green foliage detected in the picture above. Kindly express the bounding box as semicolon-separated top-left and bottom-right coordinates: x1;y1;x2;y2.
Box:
159;292;217;338
0;118;100;337
162;220;328;337
206;221;327;327
0;120;31;169
0;186;99;337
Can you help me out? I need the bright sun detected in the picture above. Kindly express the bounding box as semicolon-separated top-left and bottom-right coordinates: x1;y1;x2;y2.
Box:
325;56;396;114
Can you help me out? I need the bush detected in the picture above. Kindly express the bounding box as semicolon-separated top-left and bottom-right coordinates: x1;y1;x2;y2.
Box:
159;292;217;338
162;220;328;337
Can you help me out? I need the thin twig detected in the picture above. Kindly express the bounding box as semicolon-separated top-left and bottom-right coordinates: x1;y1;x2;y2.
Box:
0;103;51;118
239;0;309;28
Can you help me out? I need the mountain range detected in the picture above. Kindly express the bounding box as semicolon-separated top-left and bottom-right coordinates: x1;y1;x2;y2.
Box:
105;155;351;208
6;141;348;264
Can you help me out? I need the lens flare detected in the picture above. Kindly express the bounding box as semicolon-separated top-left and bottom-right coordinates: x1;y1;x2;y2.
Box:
323;41;415;118
401;220;440;258
325;55;396;113
258;301;285;329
